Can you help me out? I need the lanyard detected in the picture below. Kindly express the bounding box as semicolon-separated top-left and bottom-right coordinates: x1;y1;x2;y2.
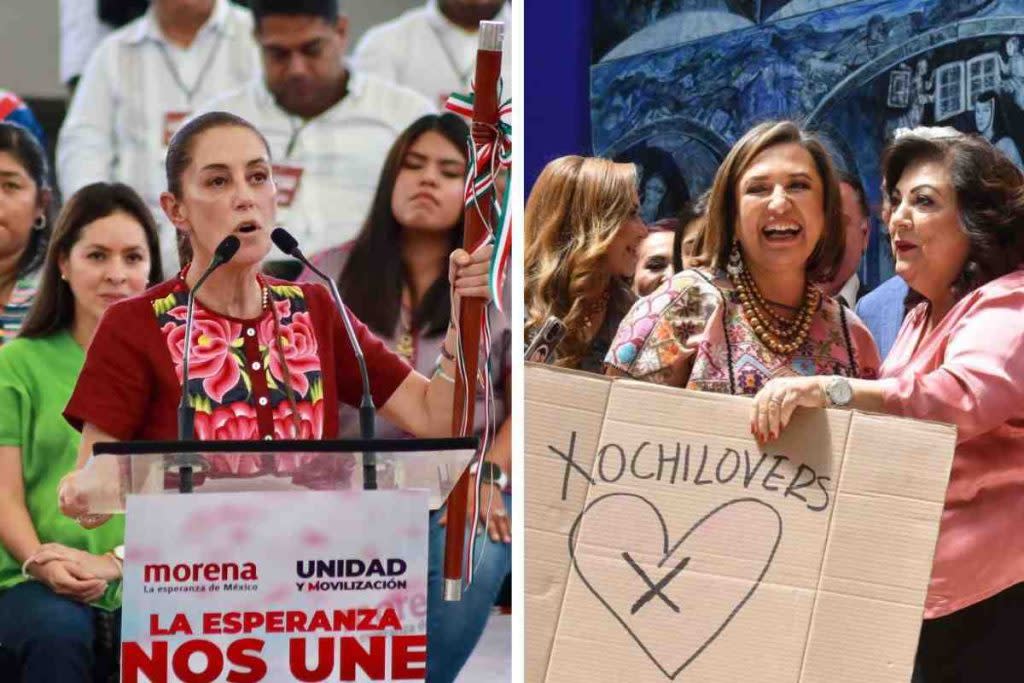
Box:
285;118;310;158
282;74;349;157
155;27;227;105
428;20;474;87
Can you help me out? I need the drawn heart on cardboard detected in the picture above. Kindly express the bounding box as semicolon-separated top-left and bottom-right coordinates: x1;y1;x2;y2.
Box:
568;494;782;679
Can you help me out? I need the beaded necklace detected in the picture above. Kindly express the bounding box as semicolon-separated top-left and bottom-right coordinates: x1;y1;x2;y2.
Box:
729;262;820;355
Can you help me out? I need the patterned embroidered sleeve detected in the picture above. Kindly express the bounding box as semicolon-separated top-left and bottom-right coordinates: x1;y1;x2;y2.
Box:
603;272;713;386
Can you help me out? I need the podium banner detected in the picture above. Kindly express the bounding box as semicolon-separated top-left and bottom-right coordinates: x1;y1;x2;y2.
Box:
120;490;429;682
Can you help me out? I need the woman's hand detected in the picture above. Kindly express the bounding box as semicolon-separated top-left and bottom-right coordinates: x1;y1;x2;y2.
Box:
439;481;511;544
449;243;495;308
29;554;108;604
751;376;828;442
30;543;121;582
57;472;111;528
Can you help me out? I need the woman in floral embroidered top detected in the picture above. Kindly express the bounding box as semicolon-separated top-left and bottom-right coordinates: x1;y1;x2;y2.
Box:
58;112;492;520
606;120;881;393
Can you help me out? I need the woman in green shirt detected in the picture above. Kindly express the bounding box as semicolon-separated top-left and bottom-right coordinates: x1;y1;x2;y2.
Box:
0;182;163;682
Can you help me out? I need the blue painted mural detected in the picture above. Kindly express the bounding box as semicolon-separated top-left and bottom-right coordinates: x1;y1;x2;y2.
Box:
591;0;1024;288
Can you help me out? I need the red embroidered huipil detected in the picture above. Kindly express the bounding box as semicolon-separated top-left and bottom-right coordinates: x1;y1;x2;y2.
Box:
64;273;412;469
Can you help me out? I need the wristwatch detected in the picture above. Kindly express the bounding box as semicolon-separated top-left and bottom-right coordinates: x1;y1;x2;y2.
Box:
823;376;853;408
469;461;508;490
106;545;125;577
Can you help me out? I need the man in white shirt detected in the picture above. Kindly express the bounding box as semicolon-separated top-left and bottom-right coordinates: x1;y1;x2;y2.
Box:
353;0;511;110
57;0;260;270
60;0;111;90
200;0;434;258
825;171;872;308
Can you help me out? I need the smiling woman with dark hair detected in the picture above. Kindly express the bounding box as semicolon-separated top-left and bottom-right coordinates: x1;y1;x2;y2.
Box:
0;182;162;682
607;120;880;393
752;127;1024;680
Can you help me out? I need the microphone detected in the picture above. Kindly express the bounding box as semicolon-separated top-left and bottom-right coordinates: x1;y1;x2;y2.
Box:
177;235;240;443
271;228;378;489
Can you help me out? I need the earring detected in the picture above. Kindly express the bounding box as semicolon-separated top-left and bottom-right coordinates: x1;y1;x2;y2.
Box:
32;216;45;231
726;239;744;277
60;273;67;282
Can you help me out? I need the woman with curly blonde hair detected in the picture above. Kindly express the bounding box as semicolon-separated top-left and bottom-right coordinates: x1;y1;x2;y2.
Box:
525;155;647;371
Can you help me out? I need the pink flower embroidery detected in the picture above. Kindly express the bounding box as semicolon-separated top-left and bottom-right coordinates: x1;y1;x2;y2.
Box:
261;311;320;397
271;398;324;441
164;312;243;403
193;401;260;441
271;399;352;488
194;402;264;475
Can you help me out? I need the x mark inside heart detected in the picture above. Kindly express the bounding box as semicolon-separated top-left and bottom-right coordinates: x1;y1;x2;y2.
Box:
623;551;690;614
568;493;783;679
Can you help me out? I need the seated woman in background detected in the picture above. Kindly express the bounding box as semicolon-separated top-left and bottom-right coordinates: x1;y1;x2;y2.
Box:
606;120;880;392
634;193;713;298
673;191;709;273
634;218;676;297
0;183;163;682
751;128;1024;681
525;156;647;372
302;113;510;683
0;122;55;345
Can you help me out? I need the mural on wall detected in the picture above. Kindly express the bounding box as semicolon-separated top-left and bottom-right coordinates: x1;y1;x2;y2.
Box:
591;0;1024;288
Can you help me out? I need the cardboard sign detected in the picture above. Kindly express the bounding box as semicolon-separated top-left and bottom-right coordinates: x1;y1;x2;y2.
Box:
525;364;956;683
121;490;428;682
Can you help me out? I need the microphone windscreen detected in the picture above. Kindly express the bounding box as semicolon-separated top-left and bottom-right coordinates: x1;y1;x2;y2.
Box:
215;235;241;263
271;227;300;257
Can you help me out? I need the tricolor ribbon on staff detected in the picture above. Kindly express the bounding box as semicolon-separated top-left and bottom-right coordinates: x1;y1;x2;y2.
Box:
444;83;511;587
445;88;513;313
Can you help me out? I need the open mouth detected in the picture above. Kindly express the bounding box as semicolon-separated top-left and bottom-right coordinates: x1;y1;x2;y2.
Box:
235;221;261;235
761;222;803;243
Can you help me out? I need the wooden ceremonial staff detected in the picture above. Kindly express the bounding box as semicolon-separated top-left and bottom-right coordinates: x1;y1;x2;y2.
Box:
444;20;504;601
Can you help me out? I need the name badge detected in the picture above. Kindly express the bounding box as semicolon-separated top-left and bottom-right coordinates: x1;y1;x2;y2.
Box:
162;111;191;147
273;164;304;207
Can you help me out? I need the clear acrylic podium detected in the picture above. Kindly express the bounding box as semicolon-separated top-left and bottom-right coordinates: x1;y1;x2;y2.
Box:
69;437;480;515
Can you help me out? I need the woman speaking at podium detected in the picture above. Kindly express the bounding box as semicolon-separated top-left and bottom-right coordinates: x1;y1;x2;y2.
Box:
58;112;491;522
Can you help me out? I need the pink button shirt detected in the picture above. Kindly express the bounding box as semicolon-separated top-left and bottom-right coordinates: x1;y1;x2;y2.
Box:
878;268;1024;618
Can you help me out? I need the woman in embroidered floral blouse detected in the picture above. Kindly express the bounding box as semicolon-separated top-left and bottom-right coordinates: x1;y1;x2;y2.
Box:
0;122;55;346
525;155;648;372
751;128;1024;681
606;120;881;393
57;111;492;518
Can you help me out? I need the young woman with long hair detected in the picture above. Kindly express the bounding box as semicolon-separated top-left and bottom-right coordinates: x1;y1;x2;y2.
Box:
303;112;511;683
